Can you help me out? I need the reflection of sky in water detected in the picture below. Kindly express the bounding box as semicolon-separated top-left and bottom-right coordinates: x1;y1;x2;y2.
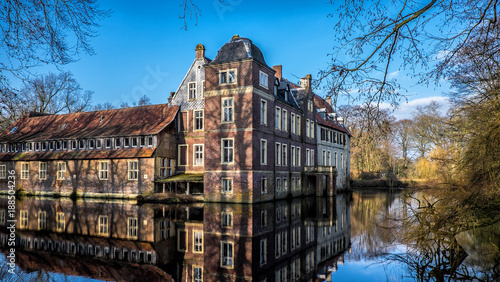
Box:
331;243;411;282
0;253;101;282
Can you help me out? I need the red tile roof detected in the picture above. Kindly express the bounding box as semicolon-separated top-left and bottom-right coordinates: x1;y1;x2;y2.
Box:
0;104;179;143
0;148;155;161
313;95;351;136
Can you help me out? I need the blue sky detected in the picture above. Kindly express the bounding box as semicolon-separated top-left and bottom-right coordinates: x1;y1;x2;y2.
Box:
38;0;451;120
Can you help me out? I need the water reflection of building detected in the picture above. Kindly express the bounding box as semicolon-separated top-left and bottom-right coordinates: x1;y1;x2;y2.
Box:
153;193;351;282
0;197;172;281
0;193;351;281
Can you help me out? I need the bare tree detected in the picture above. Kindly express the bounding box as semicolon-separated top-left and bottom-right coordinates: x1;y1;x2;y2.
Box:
394;119;413;167
320;0;500;108
20;72;92;114
93;102;115;111
0;0;110;86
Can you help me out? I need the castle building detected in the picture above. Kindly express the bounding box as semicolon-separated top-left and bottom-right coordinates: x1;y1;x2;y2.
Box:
0;35;351;202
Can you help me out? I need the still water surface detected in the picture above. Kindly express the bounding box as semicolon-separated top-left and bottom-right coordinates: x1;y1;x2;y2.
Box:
0;190;498;281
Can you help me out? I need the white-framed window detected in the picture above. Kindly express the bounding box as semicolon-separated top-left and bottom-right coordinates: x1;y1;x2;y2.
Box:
221;241;234;268
193;266;203;282
322;150;327;165
310;121;315;138
128;160;139;180
188;82;197;100
221;138;234;164
327;151;332;166
98;215;108;235
291;113;295;134
222;178;233;193
259;71;268;88
140;137;146;147
220;69;236;85
296;147;301;167
194;110;204;131
20;210;28;229
282;144;287;166
306;119;310;138
260;238;267;266
282;109;288;132
194;144;204;166
124;138;130;147
160;158;167;177
168;159;174;176
57;162;66;180
222;97;234;123
202;80;205;97
261;178;267;194
283;178;288;192
296;116;301;136
306;149;311;166
127;217;138;239
0;165;6;179
193;231;203;253
56;212;65;232
38;211;46;230
221;211;232;228
276;178;282;193
21;162;29;179
260;139;267;165
105;138;111;148
99;161;109;180
148;136;153;146
335;152;338;167
38;162;47;180
96;139;102;149
275;142;281;166
261;210;268;227
291;146;296;166
275;232;282;258
311;149;315;166
260;99;267;125
275;107;281;130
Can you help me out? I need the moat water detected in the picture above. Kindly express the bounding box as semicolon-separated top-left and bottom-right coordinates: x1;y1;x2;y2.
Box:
0;190;498;281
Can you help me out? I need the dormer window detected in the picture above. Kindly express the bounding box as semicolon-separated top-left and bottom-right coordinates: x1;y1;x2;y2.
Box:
285;85;290;101
259;71;268;89
105;139;111;148
140;137;145;147
220;69;236;85
89;140;95;149
78;140;84;149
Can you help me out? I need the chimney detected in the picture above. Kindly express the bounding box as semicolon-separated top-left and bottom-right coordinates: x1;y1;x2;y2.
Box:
273;65;282;80
300;74;312;90
195;44;205;59
326;96;332;106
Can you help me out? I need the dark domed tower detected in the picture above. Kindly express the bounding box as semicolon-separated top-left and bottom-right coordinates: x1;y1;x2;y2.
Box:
203;35;277;203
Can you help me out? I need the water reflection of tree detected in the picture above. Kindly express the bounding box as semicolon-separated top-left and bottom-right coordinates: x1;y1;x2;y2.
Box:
387;192;500;281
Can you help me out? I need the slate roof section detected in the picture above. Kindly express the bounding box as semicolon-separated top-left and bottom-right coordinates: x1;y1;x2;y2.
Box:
276;81;301;110
0;148;155;161
314;95;352;136
0;104;179;143
208;36;270;68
